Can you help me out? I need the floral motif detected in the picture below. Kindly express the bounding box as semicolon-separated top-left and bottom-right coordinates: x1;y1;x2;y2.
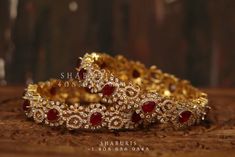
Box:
66;115;83;129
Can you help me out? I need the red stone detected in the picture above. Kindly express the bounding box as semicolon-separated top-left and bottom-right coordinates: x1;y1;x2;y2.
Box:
131;112;141;123
142;101;156;113
90;112;102;126
79;68;87;80
47;109;59;121
23;100;30;111
179;111;192;123
132;69;140;78
102;84;116;96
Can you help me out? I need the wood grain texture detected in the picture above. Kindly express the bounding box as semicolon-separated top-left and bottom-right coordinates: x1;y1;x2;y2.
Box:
0;86;234;157
5;0;234;87
0;0;10;59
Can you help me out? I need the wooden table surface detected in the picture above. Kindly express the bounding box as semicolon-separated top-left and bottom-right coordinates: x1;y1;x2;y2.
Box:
0;86;235;157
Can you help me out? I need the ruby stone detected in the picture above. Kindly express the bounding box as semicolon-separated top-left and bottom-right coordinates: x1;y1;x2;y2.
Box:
90;112;102;126
179;111;192;123
131;112;141;123
142;101;156;113
102;84;115;96
47;109;59;121
79;68;87;80
23;100;30;111
132;69;140;78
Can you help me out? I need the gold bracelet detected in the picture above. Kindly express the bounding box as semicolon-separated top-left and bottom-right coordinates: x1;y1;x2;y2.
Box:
22;79;144;130
76;53;209;128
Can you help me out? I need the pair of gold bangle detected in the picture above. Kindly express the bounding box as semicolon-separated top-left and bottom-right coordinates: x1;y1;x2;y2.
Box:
22;53;209;130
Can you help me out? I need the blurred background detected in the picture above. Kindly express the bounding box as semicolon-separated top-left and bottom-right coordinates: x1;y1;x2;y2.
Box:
0;0;234;87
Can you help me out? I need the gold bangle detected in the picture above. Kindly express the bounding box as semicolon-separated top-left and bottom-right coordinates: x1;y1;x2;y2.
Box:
22;79;144;130
76;53;209;128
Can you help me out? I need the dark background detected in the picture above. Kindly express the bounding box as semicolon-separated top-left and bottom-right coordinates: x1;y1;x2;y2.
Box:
0;0;234;87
